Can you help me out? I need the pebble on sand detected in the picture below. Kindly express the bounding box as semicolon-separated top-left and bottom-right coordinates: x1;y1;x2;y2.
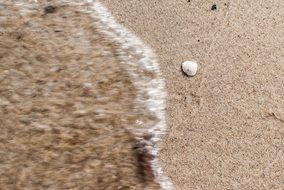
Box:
44;5;57;14
211;4;217;10
181;61;198;76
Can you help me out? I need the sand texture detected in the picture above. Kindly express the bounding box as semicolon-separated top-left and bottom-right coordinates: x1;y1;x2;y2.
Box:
101;0;284;189
0;2;160;189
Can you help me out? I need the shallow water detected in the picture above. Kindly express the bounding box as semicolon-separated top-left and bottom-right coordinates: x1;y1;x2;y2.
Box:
0;1;171;189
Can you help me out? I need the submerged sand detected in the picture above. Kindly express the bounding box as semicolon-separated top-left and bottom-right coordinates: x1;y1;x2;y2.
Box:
101;0;284;189
0;2;160;189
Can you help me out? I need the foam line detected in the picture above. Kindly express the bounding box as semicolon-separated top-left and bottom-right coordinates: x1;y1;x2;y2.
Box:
89;2;173;189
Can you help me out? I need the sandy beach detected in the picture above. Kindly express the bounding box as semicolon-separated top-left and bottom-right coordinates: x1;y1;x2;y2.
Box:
101;0;284;189
0;0;283;189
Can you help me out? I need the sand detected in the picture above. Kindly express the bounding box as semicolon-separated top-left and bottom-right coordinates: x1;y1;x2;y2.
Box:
101;0;284;189
0;2;160;189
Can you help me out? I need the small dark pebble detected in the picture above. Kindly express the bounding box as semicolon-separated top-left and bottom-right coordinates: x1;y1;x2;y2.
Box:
211;4;217;10
143;133;153;140
44;5;56;14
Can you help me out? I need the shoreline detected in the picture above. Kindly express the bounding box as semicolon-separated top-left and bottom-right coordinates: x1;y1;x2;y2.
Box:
100;0;284;189
0;0;172;190
90;2;172;189
0;1;170;189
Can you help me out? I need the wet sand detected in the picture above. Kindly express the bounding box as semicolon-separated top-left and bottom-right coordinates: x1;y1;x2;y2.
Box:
101;0;284;189
0;2;160;189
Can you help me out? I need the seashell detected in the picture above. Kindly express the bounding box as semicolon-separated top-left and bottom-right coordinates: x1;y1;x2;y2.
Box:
181;61;198;76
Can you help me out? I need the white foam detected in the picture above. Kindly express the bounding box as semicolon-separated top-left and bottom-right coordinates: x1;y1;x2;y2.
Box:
89;2;173;189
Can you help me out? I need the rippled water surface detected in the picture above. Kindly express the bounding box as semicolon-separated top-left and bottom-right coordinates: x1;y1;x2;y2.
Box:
0;1;171;189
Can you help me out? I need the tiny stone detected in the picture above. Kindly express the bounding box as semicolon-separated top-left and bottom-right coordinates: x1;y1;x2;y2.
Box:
143;132;153;140
211;4;217;10
74;110;88;117
82;83;93;89
181;61;198;76
50;66;62;72
44;5;56;14
33;122;51;130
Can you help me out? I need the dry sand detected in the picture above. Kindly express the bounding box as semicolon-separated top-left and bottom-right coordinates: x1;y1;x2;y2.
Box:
101;0;284;189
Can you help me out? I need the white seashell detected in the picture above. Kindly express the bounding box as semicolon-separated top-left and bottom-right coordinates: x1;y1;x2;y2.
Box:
181;61;198;76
